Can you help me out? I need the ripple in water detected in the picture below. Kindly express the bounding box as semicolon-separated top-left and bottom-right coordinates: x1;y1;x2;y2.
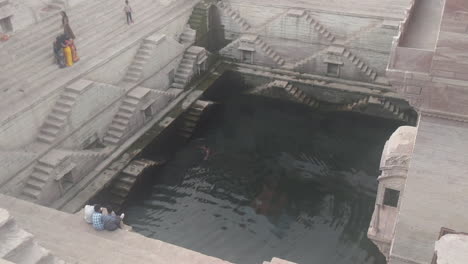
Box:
125;95;399;264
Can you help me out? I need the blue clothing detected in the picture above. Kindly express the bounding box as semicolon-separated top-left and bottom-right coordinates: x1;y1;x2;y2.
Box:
102;214;121;231
92;212;104;231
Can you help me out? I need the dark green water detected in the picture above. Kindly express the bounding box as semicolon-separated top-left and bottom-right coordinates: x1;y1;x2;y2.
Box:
125;92;400;264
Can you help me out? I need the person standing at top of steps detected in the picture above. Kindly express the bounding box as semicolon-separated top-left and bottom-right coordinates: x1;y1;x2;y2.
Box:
124;0;134;25
61;11;75;40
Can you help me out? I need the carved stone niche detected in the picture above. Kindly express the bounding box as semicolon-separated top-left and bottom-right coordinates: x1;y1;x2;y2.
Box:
238;34;257;64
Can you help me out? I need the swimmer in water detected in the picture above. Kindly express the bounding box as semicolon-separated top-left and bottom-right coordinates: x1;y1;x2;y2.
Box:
199;145;211;160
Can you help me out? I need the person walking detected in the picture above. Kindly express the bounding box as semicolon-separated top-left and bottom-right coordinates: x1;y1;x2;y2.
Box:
61;11;75;40
124;0;134;25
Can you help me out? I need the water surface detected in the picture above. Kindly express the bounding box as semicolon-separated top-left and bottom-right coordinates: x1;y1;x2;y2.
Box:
126;94;399;264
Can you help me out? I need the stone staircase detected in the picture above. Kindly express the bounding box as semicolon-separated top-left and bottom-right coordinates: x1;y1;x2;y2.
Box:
0;209;66;264
22;157;57;201
265;80;321;108
179;26;196;45
216;1;251;31
188;1;209;34
284;83;320;108
342;48;378;81
0;0;196;108
177;100;213;139
215;1;286;66
123;38;159;83
37;80;93;144
254;36;286;66
169;48;199;90
331;95;414;122
62;147;112;159
103;90;145;145
252;80;414;123
108;159;164;210
149;88;183;99
303;11;336;42
248;80;277;94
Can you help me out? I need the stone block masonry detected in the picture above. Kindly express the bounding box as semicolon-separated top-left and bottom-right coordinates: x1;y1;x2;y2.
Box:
217;0;403;84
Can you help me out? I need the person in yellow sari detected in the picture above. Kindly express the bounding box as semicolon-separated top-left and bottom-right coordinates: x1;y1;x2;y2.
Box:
63;44;73;67
65;38;79;63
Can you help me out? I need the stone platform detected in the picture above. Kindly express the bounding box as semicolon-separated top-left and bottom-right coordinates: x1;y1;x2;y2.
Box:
0;194;231;264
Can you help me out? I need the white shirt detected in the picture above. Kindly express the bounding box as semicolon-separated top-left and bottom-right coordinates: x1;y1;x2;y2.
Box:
84;205;94;224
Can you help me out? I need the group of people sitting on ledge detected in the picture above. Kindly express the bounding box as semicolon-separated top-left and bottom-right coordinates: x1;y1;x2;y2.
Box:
53;11;79;68
84;204;132;231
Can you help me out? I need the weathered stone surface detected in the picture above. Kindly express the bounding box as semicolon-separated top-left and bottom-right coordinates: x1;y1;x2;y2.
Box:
0;194;232;264
435;234;468;264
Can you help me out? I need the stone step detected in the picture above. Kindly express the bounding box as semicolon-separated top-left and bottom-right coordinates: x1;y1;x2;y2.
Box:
126;71;141;79
0;222;34;258
123;97;141;105
109;123;127;132
48;113;67;122
116;111;133;120
37;134;55;144
31;170;50;182
25;179;46;191
34;163;54;174
120;104;136;113
56;99;75;108
181;57;194;63
178;131;192;138
44;119;64;130
175;72;190;79
179;126;195;133
135;54;150;61
7;240;51;264
178;67;192;74
40;126;60;137
174;77;187;84
118;175;137;185
110;189;128;198
137;49;152;56
113;182;132;192
183;54;197;59
171;83;185;89
52;106;71;116
114;117;129;126
184;121;197;128
108;130;124;138
22;187;42;200
123;76;139;83
184;115;200;122
128;65;143;72
103;136;119;145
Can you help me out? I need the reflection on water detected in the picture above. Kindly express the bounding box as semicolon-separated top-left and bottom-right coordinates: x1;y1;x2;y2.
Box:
125;95;399;264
